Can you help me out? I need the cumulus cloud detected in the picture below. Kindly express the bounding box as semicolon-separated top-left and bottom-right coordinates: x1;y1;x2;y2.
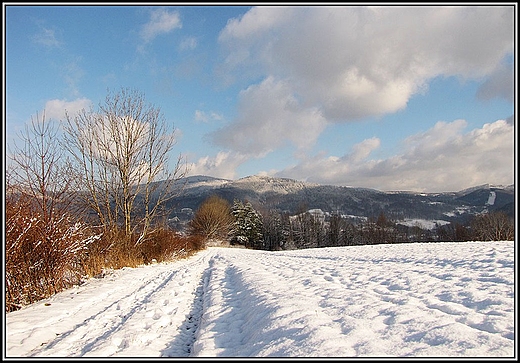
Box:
217;6;293;77
187;151;249;180
210;76;327;157
219;6;293;41
476;60;514;103
140;9;182;44
215;6;513;152
275;119;514;193
44;98;93;121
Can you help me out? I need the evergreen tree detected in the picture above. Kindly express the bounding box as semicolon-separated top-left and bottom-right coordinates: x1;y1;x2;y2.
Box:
230;200;263;248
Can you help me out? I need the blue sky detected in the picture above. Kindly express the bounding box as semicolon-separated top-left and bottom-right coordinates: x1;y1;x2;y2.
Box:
4;4;515;192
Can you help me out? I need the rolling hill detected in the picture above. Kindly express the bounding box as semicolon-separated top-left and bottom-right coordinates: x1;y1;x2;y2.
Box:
163;175;514;230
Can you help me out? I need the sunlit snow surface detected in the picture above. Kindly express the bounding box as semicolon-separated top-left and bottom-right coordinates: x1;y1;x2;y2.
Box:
486;191;497;206
6;241;515;358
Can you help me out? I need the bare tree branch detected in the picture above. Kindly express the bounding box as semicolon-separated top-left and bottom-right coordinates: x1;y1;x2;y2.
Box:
63;88;188;244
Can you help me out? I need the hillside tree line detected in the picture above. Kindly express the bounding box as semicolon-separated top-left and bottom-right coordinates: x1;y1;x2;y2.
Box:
189;195;515;251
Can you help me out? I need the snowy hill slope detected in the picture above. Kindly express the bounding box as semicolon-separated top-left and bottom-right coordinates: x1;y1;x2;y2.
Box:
165;175;514;225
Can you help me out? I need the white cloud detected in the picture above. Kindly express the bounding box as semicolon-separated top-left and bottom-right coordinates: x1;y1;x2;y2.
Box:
210;112;223;121
187;151;249;180
210;76;327;156
44;98;93;121
32;27;61;48
403;119;469;159
194;110;223;123
275;119;514;193
211;6;514;189
194;110;208;123
348;137;381;164
140;9;182;44
218;6;513;122
62;59;85;98
476;60;514;103
179;36;197;51
219;6;293;41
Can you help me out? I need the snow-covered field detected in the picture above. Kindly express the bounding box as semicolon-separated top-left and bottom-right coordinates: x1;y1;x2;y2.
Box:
5;241;515;358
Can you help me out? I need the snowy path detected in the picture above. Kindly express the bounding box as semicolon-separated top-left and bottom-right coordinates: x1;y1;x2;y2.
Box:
6;242;515;358
7;250;213;357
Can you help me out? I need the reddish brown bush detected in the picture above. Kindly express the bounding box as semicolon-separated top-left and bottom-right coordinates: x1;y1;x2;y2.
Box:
5;192;93;312
138;229;206;263
6;189;206;313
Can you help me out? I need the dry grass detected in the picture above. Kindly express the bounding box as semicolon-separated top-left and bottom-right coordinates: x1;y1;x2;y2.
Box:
6;193;206;312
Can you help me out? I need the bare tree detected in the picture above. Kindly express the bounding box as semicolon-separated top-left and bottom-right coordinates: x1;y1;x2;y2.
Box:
63;88;188;245
471;211;514;241
6;113;89;310
8;111;77;224
188;195;234;242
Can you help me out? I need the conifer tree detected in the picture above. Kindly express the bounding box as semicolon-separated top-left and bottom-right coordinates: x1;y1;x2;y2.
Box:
230;200;263;248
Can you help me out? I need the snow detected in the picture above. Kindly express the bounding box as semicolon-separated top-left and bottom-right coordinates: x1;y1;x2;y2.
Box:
232;175;315;195
444;206;471;217
486;191;497;206
397;218;451;230
5;241;515;358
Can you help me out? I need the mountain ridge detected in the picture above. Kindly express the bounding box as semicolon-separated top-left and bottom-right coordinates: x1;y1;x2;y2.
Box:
180;174;514;196
164;175;514;229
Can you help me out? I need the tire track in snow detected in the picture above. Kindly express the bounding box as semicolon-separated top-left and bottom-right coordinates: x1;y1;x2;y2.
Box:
17;250;214;357
161;258;211;357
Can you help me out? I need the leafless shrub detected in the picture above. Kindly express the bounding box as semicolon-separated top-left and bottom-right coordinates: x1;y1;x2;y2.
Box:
471;211;514;241
5;185;94;312
188;195;233;242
